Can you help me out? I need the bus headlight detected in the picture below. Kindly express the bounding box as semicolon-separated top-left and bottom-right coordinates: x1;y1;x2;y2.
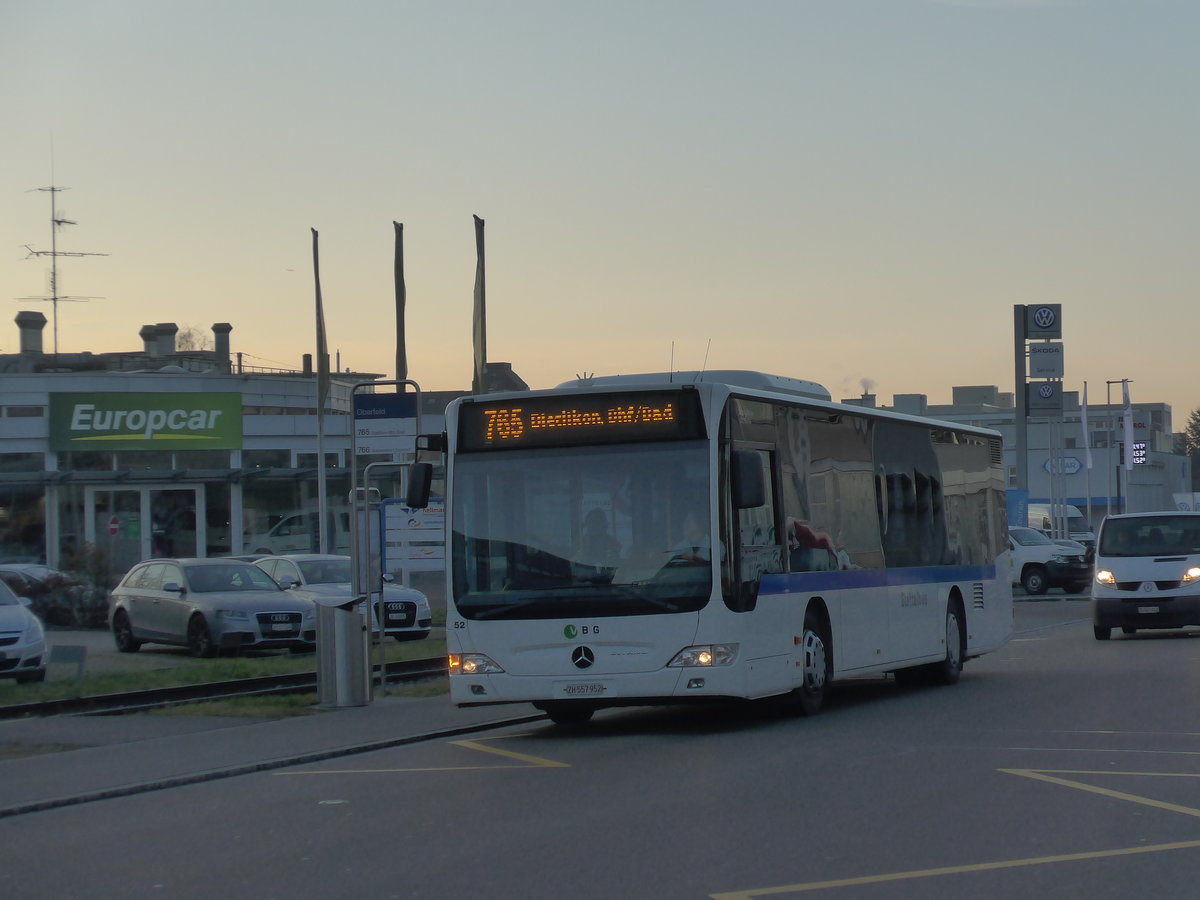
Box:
668;644;738;667
448;653;504;675
1181;567;1200;584
1095;570;1116;585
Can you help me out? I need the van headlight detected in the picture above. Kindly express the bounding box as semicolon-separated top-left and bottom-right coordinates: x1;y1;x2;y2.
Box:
448;653;504;675
668;644;738;667
1095;570;1116;585
1181;567;1200;584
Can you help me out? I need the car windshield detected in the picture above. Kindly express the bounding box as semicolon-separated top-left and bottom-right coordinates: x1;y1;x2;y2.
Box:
298;559;351;584
452;440;713;620
185;564;280;592
1010;528;1052;546
1099;516;1200;557
0;581;19;606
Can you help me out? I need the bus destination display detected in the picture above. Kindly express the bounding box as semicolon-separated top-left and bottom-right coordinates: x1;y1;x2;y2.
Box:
458;390;704;451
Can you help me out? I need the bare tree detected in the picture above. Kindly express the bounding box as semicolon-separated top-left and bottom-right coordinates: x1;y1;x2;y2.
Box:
175;325;211;352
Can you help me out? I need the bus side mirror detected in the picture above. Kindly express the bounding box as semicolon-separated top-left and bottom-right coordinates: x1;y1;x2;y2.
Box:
406;462;433;509
731;450;765;509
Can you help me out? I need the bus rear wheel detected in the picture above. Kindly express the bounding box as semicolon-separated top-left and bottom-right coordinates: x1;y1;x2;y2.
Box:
933;604;964;685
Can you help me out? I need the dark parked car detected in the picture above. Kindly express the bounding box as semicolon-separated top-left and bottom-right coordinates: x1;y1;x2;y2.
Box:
108;558;316;657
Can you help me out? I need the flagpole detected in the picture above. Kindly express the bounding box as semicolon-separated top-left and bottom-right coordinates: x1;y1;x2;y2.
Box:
312;228;329;554
472;215;487;395
394;221;407;382
1082;382;1092;531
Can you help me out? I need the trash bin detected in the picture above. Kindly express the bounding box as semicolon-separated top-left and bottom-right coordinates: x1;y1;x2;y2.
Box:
315;597;370;708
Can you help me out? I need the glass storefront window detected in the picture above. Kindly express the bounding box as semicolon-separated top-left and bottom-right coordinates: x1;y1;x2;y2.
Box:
243;449;290;469
59;451;115;471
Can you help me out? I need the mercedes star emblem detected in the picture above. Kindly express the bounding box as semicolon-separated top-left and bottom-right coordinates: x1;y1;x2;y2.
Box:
572;646;595;669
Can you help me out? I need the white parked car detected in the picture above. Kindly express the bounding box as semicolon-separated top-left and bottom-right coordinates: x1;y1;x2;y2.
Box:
254;554;432;642
1008;527;1091;595
0;577;47;682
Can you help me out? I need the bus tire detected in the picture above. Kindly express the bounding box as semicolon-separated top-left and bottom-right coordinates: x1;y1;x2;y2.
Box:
791;610;829;716
933;602;965;686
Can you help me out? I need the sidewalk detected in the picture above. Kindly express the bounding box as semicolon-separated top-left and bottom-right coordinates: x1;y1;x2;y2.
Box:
0;691;542;818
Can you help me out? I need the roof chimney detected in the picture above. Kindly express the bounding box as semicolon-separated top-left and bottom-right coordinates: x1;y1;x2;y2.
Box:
212;322;232;371
15;311;47;355
156;323;179;357
140;325;158;355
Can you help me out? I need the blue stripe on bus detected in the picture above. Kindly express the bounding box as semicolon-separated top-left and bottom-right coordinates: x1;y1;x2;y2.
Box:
758;565;997;595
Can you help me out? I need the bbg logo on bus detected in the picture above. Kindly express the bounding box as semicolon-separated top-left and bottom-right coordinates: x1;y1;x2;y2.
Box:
564;624;600;638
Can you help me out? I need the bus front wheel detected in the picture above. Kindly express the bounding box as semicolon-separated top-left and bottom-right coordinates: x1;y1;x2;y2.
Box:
790;610;829;716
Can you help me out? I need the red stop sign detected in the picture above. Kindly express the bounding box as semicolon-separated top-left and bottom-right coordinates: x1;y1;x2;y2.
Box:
108;515;120;537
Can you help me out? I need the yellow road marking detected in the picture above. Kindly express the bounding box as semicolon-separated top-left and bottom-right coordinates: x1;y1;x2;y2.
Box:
1001;768;1200;818
709;839;1200;899
274;735;569;775
711;767;1200;898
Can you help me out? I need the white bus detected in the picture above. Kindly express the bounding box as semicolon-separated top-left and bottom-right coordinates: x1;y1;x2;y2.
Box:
408;370;1012;725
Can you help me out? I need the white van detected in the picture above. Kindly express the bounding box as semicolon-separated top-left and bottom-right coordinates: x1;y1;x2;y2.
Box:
246;509;352;556
1091;511;1200;640
1028;503;1095;550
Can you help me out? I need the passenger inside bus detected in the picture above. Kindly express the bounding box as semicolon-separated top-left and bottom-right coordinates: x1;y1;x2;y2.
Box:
671;509;712;563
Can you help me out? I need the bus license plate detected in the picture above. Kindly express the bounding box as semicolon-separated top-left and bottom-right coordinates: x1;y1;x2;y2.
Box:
1138;605;1160;614
553;681;612;699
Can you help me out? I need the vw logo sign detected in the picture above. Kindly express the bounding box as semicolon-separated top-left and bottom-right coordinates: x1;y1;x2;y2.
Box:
571;646;595;669
1033;306;1057;329
1038;383;1055;399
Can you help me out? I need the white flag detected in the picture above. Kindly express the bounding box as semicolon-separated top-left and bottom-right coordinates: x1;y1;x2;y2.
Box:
1122;380;1135;472
1080;382;1093;469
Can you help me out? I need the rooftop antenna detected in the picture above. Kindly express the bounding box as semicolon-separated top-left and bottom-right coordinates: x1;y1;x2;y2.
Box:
18;155;108;355
695;338;712;382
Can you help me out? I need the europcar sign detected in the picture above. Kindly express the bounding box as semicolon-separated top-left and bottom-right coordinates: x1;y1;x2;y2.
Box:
50;393;243;451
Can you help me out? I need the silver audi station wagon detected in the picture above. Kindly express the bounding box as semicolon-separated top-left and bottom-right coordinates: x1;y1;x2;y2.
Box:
109;558;316;656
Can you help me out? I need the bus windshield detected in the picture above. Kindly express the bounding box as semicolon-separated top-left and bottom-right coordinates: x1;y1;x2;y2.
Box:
451;441;712;619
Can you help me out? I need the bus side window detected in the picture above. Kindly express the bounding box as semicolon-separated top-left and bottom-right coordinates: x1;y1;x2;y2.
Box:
735;449;784;595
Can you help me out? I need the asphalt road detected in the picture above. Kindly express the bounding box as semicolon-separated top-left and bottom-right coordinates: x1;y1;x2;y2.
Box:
9;596;1200;899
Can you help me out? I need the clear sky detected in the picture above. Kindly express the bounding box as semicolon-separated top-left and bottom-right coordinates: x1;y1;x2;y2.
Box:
3;1;1197;420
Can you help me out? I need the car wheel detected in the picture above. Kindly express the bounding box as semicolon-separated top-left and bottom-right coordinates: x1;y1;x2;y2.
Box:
16;669;46;684
112;610;142;653
1093;624;1111;640
1063;582;1089;595
1021;565;1048;595
187;615;217;658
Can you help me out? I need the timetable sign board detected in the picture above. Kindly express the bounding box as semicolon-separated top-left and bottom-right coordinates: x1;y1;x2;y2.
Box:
354;392;417;455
